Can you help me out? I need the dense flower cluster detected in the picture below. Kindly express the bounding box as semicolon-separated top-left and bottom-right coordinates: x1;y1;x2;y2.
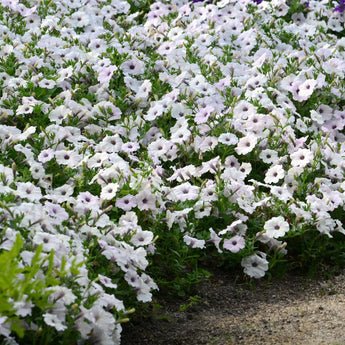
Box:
0;0;345;343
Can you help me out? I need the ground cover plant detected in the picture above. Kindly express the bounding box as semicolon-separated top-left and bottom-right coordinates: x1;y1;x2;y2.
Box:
1;0;345;343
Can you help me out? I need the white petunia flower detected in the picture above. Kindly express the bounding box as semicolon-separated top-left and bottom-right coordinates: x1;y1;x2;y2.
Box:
218;133;238;145
98;274;118;289
183;235;205;249
290;148;313;168
170;182;200;202
136;190;156;211
0;316;10;337
264;216;289;238
241;252;268;278
131;230;154;246
16;182;42;201
100;183;119;201
259;149;278;164
264;164;285;184
55;149;82;168
208;228;222;253
296;79;317;101
223;235;245;253
235;134;257;155
43;312;67;331
37;148;55;163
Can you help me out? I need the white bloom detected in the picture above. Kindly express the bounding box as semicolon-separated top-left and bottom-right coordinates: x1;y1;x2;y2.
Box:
208;228;222;253
235;134;257;155
193;200;212;219
136;277;153;303
38;78;56;89
239;162;252;176
241;252;268;278
264;216;289;238
97;65;117;84
0;316;11;337
296;79;317;101
16;182;42;201
183;235;205;249
323;58;345;77
121;58;145;75
264;164;285;184
13;296;34;317
219;220;245;235
100;183;119;201
131;230;154;246
55;149;82;168
136;190;156;211
83;305;116;336
218;133;238;145
37;148;55;163
16;103;33;115
170;182;200;202
270;186;293;201
290;148;313;168
98;274;118;289
47;286;76;305
259;149;278;164
43;312;67;331
44;201;69;223
315;211;336;237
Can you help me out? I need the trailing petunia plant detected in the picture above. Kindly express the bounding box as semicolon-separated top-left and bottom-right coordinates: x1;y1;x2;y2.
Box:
1;0;345;344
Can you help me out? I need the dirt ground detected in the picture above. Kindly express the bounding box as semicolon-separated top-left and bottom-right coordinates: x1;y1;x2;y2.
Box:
121;267;345;345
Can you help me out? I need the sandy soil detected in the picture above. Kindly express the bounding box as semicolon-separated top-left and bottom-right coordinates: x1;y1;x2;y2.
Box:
121;268;345;345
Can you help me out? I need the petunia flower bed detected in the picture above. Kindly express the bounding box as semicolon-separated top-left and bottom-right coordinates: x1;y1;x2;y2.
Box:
1;0;345;343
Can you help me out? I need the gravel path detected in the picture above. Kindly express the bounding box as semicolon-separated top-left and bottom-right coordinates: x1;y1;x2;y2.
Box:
122;269;345;345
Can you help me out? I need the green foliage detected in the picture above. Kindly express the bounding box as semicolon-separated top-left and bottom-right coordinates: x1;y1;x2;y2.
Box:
0;53;23;76
0;235;59;339
147;224;211;298
179;294;202;312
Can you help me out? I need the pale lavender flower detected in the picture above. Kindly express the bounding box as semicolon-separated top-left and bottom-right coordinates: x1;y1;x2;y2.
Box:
122;142;140;153
98;274;118;289
295;79;317;101
136;190;156;211
125;269;141;288
223;235;245;253
135;277;153;302
45;201;69;223
38;78;56;89
77;192;99;207
55;149;82;168
37;148;55;163
121;58;145;75
195;136;218;153
218;133;238;146
0;316;11;337
115;194;137;211
97;65;117;84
